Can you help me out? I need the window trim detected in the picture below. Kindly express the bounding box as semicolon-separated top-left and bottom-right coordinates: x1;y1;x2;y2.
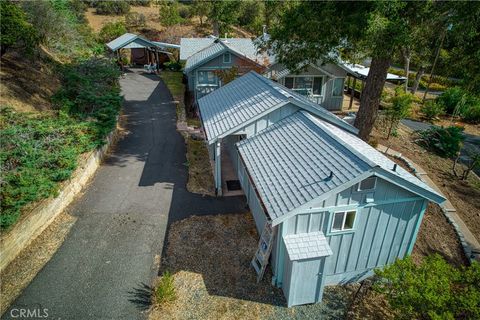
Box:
283;75;325;97
197;70;218;86
357;176;377;192
223;52;231;63
330;210;357;233
332;77;345;97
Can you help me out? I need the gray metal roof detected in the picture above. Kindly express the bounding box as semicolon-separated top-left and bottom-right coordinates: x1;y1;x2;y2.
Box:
152;41;180;49
284;232;333;260
106;33;177;52
237;111;445;223
180;37;260;61
198;71;356;143
237;111;369;221
184;42;225;72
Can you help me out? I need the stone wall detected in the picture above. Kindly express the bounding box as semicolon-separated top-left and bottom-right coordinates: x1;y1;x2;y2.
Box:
0;127;118;272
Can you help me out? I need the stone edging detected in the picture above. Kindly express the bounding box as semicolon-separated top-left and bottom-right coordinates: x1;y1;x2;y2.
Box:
0;121;119;272
378;145;479;263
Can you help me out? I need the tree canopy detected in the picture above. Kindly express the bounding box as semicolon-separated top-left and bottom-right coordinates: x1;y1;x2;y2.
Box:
268;0;480;140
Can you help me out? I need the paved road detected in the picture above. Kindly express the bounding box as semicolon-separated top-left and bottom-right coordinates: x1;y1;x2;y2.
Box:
3;70;246;320
401;119;480;176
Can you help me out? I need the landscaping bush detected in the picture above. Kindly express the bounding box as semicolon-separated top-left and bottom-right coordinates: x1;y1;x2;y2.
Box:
164;60;183;71
420;100;444;121
384;87;413;139
98;21;127;43
128;0;152;6
0;58;121;230
436;87;466;115
155;271;176;304
462;102;480;124
374;255;480;320
417;126;465;158
125;12;146;31
436;87;480;123
96;1;130;15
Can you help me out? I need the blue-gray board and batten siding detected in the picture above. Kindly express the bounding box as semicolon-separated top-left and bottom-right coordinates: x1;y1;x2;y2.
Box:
235;154;428;306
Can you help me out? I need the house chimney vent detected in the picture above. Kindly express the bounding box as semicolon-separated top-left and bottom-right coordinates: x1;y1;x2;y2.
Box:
393;164;397;172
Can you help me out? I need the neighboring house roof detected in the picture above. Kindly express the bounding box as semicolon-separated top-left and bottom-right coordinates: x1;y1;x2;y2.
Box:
183;39;269;73
180;37;259;61
237;111;445;225
284;232;333;260
197;71;356;144
340;62;407;81
106;33;174;54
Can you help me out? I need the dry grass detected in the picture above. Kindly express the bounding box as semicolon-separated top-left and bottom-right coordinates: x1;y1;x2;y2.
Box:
150;213;352;320
0;47;61;112
185;137;215;196
373;124;480;242
85;6;163;33
0;212;76;315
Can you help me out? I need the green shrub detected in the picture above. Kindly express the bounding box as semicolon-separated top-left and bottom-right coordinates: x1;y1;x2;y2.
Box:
374;255;480;320
384;87;413;139
159;1;183;26
155;271;176;304
418;126;465;158
462;103;480;124
436;87;480;123
177;3;191;19
437;87;466;115
164;60;183;71
125;12;146;31
1;58;121;230
98;21;127;43
420;100;445;121
128;0;152;6
96;1;130;15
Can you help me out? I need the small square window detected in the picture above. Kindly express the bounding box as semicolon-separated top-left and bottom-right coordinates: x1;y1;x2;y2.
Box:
223;52;231;63
331;210;356;232
358;177;376;191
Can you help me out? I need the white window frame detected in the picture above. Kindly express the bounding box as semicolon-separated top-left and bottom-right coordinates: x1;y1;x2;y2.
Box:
223;52;231;63
331;210;357;233
196;70;218;87
283;75;325;97
332;77;344;97
357;176;377;192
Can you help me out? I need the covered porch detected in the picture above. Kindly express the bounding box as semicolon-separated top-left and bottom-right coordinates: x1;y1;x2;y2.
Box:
106;33;177;70
211;135;245;197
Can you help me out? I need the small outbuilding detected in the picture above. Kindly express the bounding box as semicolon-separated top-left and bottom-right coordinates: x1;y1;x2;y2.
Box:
106;33;178;69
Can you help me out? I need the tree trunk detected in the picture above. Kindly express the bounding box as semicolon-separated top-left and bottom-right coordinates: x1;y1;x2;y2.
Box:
212;20;220;37
410;67;425;95
402;48;411;92
354;57;391;141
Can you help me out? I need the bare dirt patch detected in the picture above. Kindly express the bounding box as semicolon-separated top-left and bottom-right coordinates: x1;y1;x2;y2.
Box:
373;125;480;243
0;212;76;314
0;48;61;112
185;137;215;196
150;213;352;320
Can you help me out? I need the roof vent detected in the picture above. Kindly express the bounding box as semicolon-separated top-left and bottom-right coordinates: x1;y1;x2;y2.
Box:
393;164;397;172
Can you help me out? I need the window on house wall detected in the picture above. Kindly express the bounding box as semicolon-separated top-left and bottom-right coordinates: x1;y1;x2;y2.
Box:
331;210;356;232
223;52;231;63
197;71;217;85
283;76;323;96
358;176;377;191
332;78;344;97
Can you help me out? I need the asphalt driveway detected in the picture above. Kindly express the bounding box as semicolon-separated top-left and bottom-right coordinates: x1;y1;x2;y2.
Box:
3;69;246;320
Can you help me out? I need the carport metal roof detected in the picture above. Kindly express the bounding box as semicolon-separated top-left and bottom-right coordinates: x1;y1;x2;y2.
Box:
106;33;176;54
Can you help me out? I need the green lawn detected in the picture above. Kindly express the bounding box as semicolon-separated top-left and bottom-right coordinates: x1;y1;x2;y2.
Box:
159;71;185;97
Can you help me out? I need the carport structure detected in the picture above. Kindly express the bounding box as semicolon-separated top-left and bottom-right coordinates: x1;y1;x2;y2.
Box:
106;33;180;70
